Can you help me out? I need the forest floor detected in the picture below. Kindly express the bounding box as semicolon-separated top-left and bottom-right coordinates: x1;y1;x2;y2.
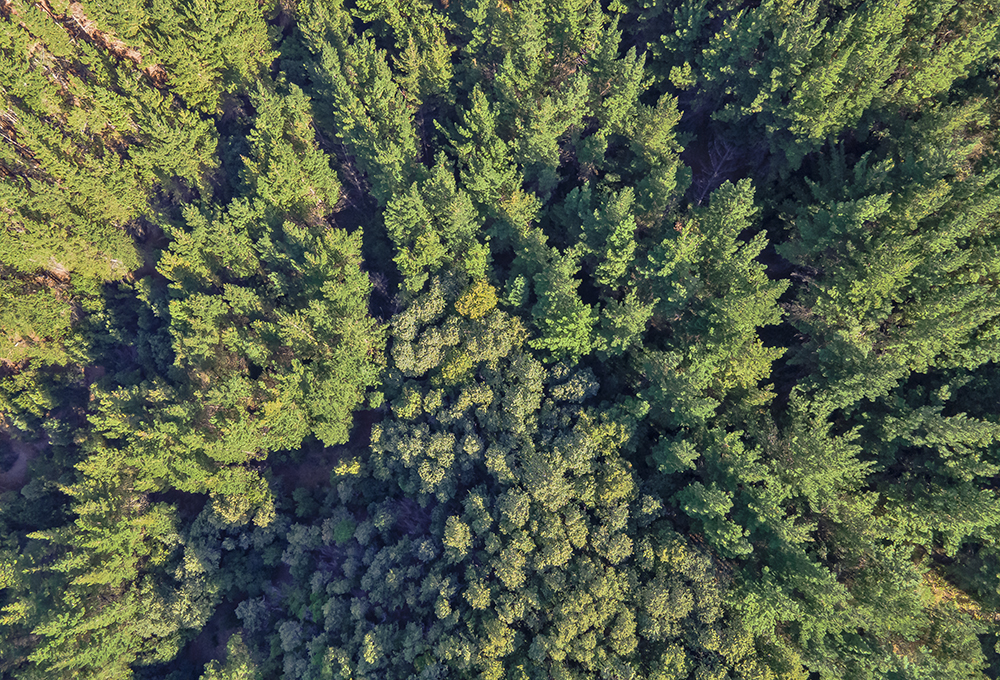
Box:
184;409;381;669
0;431;46;491
269;409;380;494
185;598;241;671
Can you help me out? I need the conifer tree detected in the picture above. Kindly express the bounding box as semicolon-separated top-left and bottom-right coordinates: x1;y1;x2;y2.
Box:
2;1;999;679
80;0;275;113
297;1;423;205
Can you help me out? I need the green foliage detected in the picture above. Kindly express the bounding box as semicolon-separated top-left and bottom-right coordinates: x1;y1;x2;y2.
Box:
384;157;490;295
243;83;342;222
2;1;999;680
675;481;752;557
81;0;275;113
0;283;72;366
353;0;455;104
201;633;262;680
644;0;1000;170
0;1;219;284
162;201;385;449
781;108;1000;412
642;179;788;429
23;429;219;678
528;246;599;361
297;2;422;205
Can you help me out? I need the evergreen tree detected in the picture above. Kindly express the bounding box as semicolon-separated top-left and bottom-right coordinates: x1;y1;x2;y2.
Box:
1;1;998;679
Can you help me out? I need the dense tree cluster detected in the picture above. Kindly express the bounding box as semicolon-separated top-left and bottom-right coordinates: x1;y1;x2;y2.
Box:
0;0;999;679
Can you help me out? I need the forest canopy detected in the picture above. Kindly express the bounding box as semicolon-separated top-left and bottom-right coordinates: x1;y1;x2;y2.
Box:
0;0;999;679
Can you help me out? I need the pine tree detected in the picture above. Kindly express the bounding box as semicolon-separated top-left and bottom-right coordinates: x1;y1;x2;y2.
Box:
298;5;422;205
242;82;341;223
528;246;599;362
81;0;275;113
383;157;490;296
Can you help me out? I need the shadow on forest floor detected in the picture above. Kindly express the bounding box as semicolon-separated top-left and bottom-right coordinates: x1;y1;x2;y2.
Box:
176;409;382;672
268;409;380;495
0;429;47;492
184;598;240;672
